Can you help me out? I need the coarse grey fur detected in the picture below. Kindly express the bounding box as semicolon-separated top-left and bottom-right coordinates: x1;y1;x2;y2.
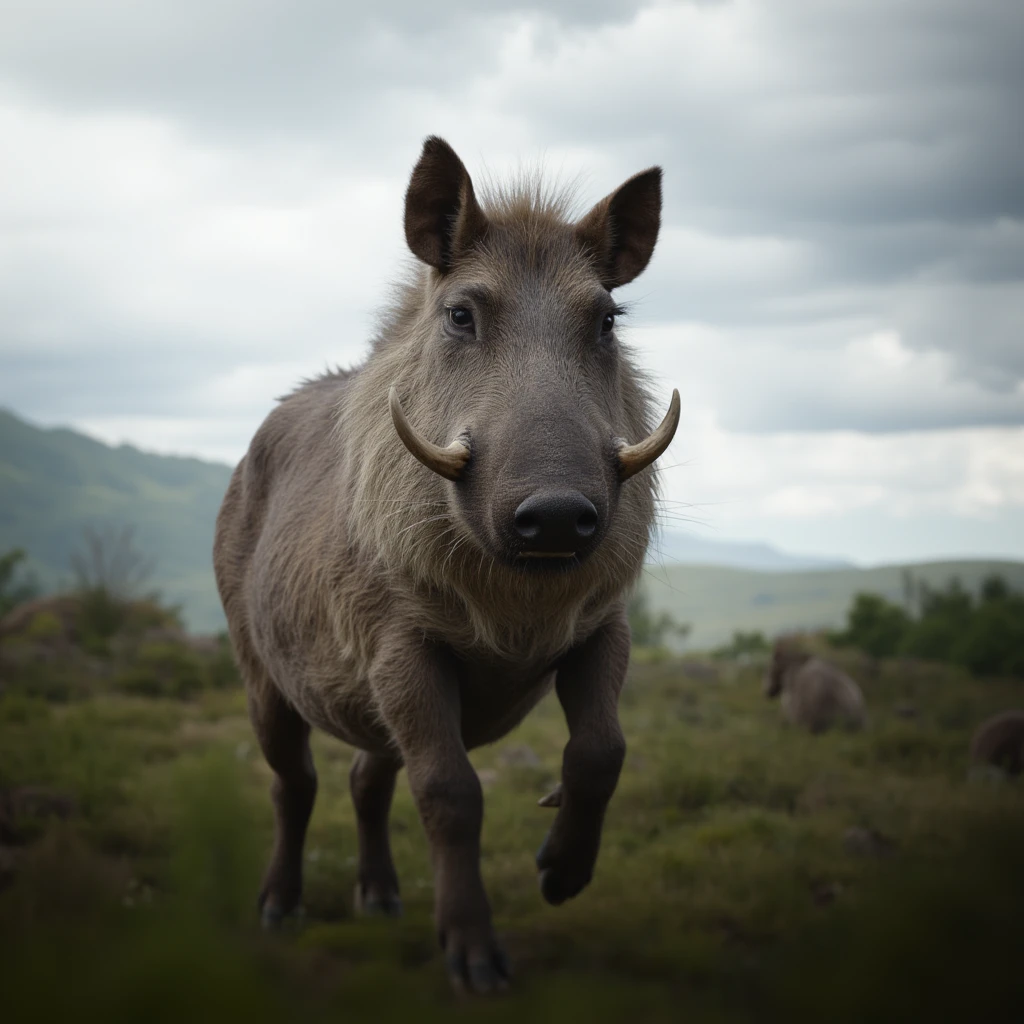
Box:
213;136;672;993
763;639;867;734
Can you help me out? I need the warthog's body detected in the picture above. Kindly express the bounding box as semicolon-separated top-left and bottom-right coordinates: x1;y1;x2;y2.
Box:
214;137;676;992
970;710;1024;776
763;640;867;733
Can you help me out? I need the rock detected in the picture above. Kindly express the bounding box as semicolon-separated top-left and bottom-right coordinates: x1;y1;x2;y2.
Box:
843;826;895;858
811;880;843;907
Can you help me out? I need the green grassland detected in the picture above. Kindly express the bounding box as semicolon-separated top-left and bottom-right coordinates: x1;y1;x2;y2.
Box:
642;559;1024;649
2;631;1022;1022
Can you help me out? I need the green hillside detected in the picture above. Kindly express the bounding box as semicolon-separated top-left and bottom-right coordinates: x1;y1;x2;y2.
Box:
642;560;1024;650
0;409;232;633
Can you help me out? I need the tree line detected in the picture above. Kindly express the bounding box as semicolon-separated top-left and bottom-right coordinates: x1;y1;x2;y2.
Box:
832;572;1024;678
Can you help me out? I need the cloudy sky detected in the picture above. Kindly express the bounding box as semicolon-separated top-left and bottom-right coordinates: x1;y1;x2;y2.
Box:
2;0;1022;565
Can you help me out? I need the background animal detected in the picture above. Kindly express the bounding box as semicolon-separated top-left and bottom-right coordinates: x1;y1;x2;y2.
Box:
764;638;867;733
213;136;678;994
970;710;1024;776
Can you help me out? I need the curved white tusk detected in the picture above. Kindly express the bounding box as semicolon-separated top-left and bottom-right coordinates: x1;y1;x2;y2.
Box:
389;386;470;481
617;389;680;482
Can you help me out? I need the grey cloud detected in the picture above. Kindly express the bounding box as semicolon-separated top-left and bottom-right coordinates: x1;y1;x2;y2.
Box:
0;0;645;142
1;0;1022;438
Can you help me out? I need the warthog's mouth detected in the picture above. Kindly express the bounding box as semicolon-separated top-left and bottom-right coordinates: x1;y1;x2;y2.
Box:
510;550;585;575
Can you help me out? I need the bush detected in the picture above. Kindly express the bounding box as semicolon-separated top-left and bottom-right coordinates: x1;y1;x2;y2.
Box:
628;589;691;650
114;644;206;701
0;548;39;618
713;630;770;659
831;593;909;659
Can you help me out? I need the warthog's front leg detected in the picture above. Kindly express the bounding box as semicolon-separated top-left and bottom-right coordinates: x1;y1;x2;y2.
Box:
370;634;509;995
536;607;629;905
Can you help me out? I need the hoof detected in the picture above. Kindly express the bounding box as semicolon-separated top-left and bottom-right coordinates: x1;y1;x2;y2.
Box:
536;845;593;906
538;866;580;906
259;898;305;932
354;883;403;918
441;927;510;995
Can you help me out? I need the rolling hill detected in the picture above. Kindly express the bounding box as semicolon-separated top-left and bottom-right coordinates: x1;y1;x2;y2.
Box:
0;408;232;632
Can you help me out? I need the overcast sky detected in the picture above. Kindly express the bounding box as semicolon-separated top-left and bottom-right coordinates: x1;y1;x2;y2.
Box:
2;0;1022;565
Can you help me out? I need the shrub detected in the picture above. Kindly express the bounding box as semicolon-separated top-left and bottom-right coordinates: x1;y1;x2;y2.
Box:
114;643;205;701
0;548;39;618
713;630;770;659
628;589;691;650
832;593;909;659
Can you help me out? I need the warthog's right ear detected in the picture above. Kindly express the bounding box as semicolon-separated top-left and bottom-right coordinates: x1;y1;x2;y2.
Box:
404;136;489;272
576;167;662;290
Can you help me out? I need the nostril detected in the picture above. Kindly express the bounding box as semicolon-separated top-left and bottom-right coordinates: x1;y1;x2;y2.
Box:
514;510;540;540
576;508;598;538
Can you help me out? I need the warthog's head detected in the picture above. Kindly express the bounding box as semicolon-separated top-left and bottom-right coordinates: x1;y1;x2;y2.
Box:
763;638;811;698
386;137;677;575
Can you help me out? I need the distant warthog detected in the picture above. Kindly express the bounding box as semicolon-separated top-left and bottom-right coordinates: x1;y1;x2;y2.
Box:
970;710;1024;776
763;639;867;733
213;137;678;992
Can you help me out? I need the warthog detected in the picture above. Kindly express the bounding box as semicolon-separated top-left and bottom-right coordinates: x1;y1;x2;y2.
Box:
763;638;867;733
970;710;1024;776
213;136;678;992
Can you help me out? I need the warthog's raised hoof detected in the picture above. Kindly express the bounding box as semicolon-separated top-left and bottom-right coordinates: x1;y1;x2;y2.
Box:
353;882;403;918
536;863;592;906
536;835;594;906
441;926;510;995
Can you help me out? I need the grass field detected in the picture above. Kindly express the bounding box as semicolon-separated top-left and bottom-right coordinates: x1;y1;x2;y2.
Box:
641;559;1024;649
2;643;1023;1022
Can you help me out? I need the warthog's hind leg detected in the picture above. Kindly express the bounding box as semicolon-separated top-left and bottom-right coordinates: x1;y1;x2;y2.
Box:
350;750;403;916
248;682;318;929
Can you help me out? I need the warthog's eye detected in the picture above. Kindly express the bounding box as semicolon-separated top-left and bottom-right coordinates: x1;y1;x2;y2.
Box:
448;307;474;331
601;313;615;334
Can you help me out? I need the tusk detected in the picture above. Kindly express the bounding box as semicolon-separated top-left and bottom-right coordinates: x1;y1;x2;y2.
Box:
389;385;470;481
617;389;680;482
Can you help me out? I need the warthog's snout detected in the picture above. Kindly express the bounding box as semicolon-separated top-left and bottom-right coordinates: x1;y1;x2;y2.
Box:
513;489;599;560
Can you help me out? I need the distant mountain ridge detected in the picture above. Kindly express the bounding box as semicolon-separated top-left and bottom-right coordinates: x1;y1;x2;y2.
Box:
653;530;852;572
0;408;232;633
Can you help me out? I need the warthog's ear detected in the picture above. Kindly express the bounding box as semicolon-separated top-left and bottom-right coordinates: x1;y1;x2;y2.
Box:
404;136;488;272
576;167;662;289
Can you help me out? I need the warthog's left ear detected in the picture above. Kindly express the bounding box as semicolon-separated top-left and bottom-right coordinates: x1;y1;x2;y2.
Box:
576;167;662;290
404;136;489;273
